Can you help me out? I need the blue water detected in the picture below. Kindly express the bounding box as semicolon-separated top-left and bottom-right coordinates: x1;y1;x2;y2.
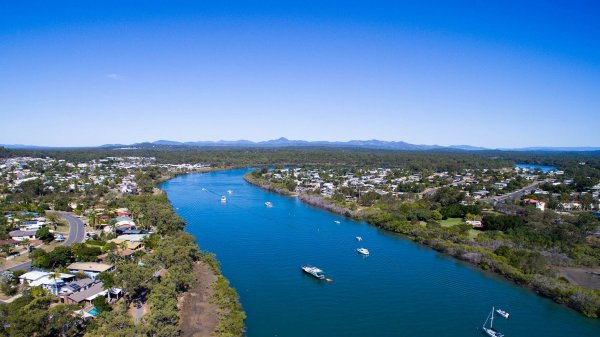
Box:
162;169;600;337
515;163;558;172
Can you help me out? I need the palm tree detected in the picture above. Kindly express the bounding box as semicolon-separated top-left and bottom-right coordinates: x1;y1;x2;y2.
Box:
48;268;61;295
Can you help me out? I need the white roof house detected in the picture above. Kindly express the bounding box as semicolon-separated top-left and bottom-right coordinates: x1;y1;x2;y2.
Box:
19;271;76;294
19;271;48;284
116;234;148;242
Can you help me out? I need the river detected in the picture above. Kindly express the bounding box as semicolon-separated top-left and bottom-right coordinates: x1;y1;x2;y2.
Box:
161;169;600;337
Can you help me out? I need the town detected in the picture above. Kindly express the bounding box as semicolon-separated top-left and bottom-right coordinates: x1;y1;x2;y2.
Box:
255;164;599;214
0;155;244;337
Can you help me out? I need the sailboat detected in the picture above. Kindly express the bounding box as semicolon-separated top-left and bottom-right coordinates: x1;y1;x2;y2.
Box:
482;306;504;337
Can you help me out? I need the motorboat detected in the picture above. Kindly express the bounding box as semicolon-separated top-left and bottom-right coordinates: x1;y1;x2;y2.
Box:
356;248;370;255
227;190;232;194
356;236;363;241
496;309;510;319
220;196;227;203
301;266;325;280
265;202;273;208
334;220;340;224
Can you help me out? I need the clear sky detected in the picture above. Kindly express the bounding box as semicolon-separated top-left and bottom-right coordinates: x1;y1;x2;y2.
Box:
1;0;599;148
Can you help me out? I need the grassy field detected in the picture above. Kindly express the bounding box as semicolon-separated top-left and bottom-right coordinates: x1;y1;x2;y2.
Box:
439;218;480;239
439;218;464;227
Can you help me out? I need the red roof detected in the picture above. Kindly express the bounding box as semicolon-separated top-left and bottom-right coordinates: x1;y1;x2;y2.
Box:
0;239;19;245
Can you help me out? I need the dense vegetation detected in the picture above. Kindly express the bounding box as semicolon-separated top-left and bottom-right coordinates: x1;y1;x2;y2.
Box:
3;146;600;172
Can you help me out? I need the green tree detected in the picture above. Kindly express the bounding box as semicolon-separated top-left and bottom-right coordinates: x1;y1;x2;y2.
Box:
35;227;54;243
92;296;112;313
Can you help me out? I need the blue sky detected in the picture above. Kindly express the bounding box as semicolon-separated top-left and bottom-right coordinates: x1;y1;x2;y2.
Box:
1;1;599;147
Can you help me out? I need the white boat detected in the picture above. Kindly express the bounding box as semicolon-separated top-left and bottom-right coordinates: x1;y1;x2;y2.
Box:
356;236;363;241
496;309;510;319
301;265;325;280
334;220;340;224
482;307;504;337
356;248;369;255
227;190;232;194
265;202;273;208
220;196;227;203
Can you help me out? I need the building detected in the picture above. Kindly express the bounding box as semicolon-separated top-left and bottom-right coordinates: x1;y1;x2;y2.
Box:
58;278;96;300
64;281;122;305
8;230;37;241
466;220;483;228
67;262;115;279
19;271;76;295
523;198;546;211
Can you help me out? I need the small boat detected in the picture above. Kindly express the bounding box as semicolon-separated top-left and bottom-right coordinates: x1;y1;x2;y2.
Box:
356;236;363;241
301;266;325;280
227;190;232;194
220;196;227;203
482;307;504;337
201;188;207;191
356;248;369;256
265;202;273;208
496;309;510;319
334;220;340;224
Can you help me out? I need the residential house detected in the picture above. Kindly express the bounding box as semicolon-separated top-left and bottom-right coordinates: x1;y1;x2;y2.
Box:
67;262;115;279
64;281;122;305
19;271;76;295
466;220;483;228
523;198;546;211
9;230;37;241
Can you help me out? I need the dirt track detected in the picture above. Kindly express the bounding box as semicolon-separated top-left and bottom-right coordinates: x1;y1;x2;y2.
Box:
179;261;219;337
560;267;600;290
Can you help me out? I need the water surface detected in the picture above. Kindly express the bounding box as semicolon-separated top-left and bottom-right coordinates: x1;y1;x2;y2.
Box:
515;163;558;172
162;169;599;337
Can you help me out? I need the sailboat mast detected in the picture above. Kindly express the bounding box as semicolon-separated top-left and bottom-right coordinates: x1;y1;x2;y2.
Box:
490;307;494;328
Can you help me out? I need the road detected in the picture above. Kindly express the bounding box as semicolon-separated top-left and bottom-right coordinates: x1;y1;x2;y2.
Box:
6;260;31;272
418;179;469;198
58;212;86;246
484;180;544;205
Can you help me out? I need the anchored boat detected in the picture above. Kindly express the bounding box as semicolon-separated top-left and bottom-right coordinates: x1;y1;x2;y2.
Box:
301;266;325;280
482;307;504;337
496;309;510;319
265;202;273;208
220;196;227;203
356;248;370;256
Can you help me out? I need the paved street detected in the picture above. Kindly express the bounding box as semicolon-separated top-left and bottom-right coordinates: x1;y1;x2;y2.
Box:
484;180;544;205
58;212;86;246
7;260;31;272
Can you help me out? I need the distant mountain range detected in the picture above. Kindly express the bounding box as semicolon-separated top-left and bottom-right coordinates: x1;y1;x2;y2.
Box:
2;137;599;152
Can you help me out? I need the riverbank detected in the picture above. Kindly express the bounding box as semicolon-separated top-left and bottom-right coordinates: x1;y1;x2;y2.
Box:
243;172;298;196
243;171;600;318
155;171;246;336
178;260;219;337
88;169;246;336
